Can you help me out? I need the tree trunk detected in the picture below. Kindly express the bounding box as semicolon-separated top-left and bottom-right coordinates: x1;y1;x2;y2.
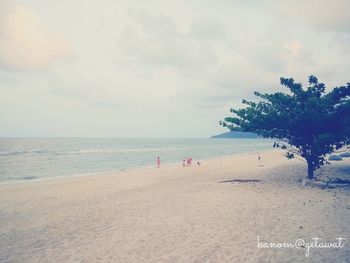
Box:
307;159;314;179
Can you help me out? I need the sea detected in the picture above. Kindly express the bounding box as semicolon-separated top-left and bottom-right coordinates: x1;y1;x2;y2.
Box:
0;138;273;183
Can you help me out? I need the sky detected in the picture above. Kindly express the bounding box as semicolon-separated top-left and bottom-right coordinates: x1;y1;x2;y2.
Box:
0;0;349;138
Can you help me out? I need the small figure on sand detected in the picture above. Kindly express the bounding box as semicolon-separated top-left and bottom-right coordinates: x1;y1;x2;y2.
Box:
183;158;199;167
157;157;160;168
258;153;264;167
186;157;192;166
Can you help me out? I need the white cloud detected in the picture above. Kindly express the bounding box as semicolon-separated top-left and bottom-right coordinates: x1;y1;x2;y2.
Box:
0;4;70;71
117;12;218;69
278;0;350;31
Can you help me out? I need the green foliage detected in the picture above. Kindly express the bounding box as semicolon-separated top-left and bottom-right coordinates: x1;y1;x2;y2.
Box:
221;76;350;179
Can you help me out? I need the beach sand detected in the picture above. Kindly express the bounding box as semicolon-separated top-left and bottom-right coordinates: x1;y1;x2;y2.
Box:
0;149;350;262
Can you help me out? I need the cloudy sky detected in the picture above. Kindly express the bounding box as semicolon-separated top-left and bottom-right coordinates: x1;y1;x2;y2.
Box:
0;0;349;137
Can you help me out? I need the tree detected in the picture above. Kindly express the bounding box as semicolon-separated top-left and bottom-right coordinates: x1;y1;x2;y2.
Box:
221;76;350;179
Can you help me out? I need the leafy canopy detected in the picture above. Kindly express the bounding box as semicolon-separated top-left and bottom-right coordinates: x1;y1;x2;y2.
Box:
221;76;350;178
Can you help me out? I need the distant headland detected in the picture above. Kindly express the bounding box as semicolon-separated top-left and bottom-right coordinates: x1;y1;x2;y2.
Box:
211;131;260;139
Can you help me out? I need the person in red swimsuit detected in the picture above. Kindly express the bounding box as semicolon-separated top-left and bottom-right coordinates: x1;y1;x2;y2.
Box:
157;157;160;168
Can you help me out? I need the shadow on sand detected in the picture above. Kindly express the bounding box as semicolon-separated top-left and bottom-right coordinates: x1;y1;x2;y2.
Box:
218;179;261;183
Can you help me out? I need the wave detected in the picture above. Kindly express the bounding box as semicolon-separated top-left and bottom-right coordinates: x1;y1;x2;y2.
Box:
59;147;195;155
0;146;196;157
0;150;30;156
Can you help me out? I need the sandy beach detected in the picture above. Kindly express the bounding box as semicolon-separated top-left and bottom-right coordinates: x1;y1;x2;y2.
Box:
1;149;350;263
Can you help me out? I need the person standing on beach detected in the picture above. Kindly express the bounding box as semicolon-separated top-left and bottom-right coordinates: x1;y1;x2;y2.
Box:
157;157;160;168
258;152;264;167
186;157;192;166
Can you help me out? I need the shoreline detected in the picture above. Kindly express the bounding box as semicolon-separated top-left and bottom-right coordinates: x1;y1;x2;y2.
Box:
0;148;273;186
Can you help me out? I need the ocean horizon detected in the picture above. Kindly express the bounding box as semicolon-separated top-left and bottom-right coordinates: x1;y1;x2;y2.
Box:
0;137;273;182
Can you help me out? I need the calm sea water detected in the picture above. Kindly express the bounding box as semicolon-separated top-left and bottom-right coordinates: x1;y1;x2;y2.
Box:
0;138;273;182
